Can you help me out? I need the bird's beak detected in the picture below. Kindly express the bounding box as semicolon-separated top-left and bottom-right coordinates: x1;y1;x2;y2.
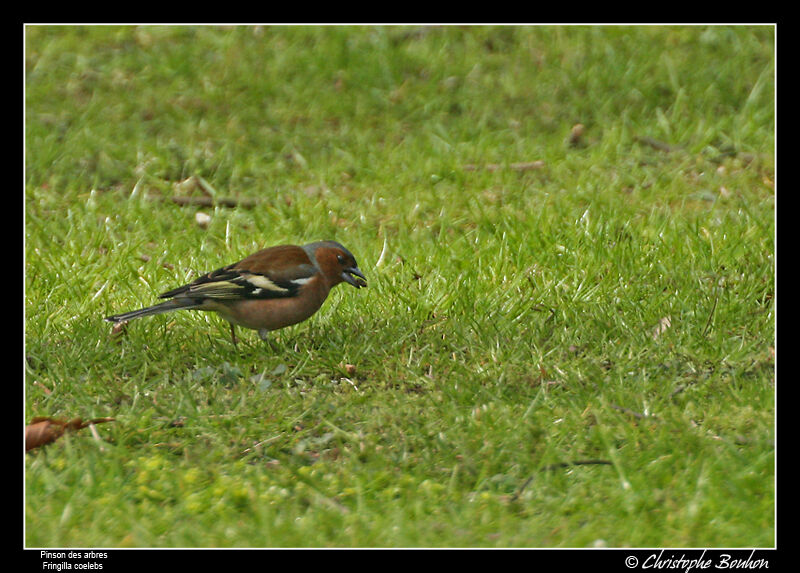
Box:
342;266;367;288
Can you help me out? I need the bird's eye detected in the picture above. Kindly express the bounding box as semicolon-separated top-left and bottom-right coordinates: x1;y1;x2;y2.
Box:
337;254;345;264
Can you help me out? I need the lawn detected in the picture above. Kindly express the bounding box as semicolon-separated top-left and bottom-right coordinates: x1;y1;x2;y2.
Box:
25;25;774;548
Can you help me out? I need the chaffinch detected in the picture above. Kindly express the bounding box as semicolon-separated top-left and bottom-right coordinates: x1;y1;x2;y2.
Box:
105;240;366;345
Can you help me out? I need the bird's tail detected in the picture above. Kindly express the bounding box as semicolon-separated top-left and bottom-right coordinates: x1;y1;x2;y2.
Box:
105;299;200;324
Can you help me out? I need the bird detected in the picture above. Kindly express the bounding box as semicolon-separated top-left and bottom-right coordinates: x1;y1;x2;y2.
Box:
105;240;366;346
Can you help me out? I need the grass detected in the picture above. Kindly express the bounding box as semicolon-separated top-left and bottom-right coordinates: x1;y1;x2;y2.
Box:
25;25;774;548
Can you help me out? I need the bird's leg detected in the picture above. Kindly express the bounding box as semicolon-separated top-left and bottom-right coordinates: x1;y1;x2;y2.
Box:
229;323;239;348
258;328;278;351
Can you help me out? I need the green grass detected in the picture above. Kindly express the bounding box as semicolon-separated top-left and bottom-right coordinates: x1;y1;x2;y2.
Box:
25;25;774;548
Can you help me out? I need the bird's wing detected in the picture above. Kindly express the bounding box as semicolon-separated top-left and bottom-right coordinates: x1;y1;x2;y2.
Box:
160;245;318;301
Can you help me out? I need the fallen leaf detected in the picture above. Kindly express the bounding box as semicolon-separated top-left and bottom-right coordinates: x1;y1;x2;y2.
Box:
110;320;128;340
567;123;586;147
26;417;115;452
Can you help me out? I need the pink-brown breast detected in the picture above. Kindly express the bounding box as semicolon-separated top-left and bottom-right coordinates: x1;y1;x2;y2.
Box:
202;275;330;331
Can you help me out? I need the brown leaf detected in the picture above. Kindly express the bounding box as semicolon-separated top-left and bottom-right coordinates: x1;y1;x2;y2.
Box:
26;417;115;452
567;123;586;147
110;320;128;339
